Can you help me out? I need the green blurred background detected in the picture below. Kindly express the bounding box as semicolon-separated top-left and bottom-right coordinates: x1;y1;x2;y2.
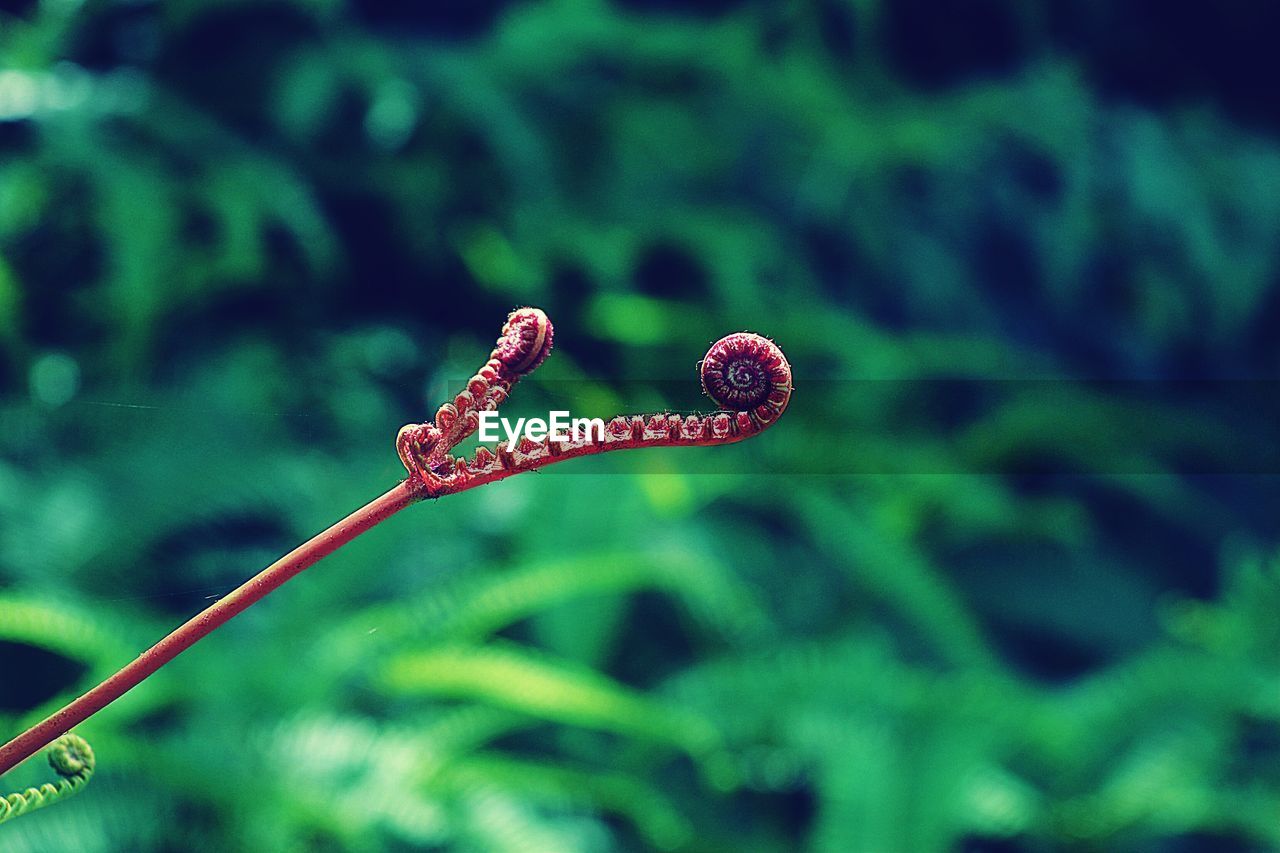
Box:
2;0;1280;850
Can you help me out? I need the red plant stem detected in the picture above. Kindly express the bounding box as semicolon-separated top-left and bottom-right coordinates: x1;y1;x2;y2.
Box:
0;480;422;777
0;311;791;783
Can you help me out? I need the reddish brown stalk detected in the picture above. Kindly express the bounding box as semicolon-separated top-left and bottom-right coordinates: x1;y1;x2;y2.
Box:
0;482;419;776
0;308;790;779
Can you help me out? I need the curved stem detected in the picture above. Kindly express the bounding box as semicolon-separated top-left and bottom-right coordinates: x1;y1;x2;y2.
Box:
0;480;421;778
422;410;766;497
0;310;791;790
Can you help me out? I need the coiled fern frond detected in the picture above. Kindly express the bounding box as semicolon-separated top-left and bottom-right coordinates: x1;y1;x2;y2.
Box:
0;734;95;826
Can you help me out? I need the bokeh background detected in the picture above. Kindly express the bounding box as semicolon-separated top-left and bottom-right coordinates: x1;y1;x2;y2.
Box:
3;1;1280;851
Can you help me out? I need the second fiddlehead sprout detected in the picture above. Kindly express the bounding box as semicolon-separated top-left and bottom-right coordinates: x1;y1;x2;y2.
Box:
0;735;95;826
0;307;790;809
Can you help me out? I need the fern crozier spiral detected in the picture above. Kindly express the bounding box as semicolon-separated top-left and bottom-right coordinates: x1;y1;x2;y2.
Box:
399;311;789;498
700;332;792;425
495;307;554;376
0;733;96;826
48;734;94;778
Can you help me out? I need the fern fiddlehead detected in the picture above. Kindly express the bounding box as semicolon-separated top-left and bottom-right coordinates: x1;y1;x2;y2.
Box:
0;307;789;791
0;735;94;826
396;307;556;486
397;317;792;496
